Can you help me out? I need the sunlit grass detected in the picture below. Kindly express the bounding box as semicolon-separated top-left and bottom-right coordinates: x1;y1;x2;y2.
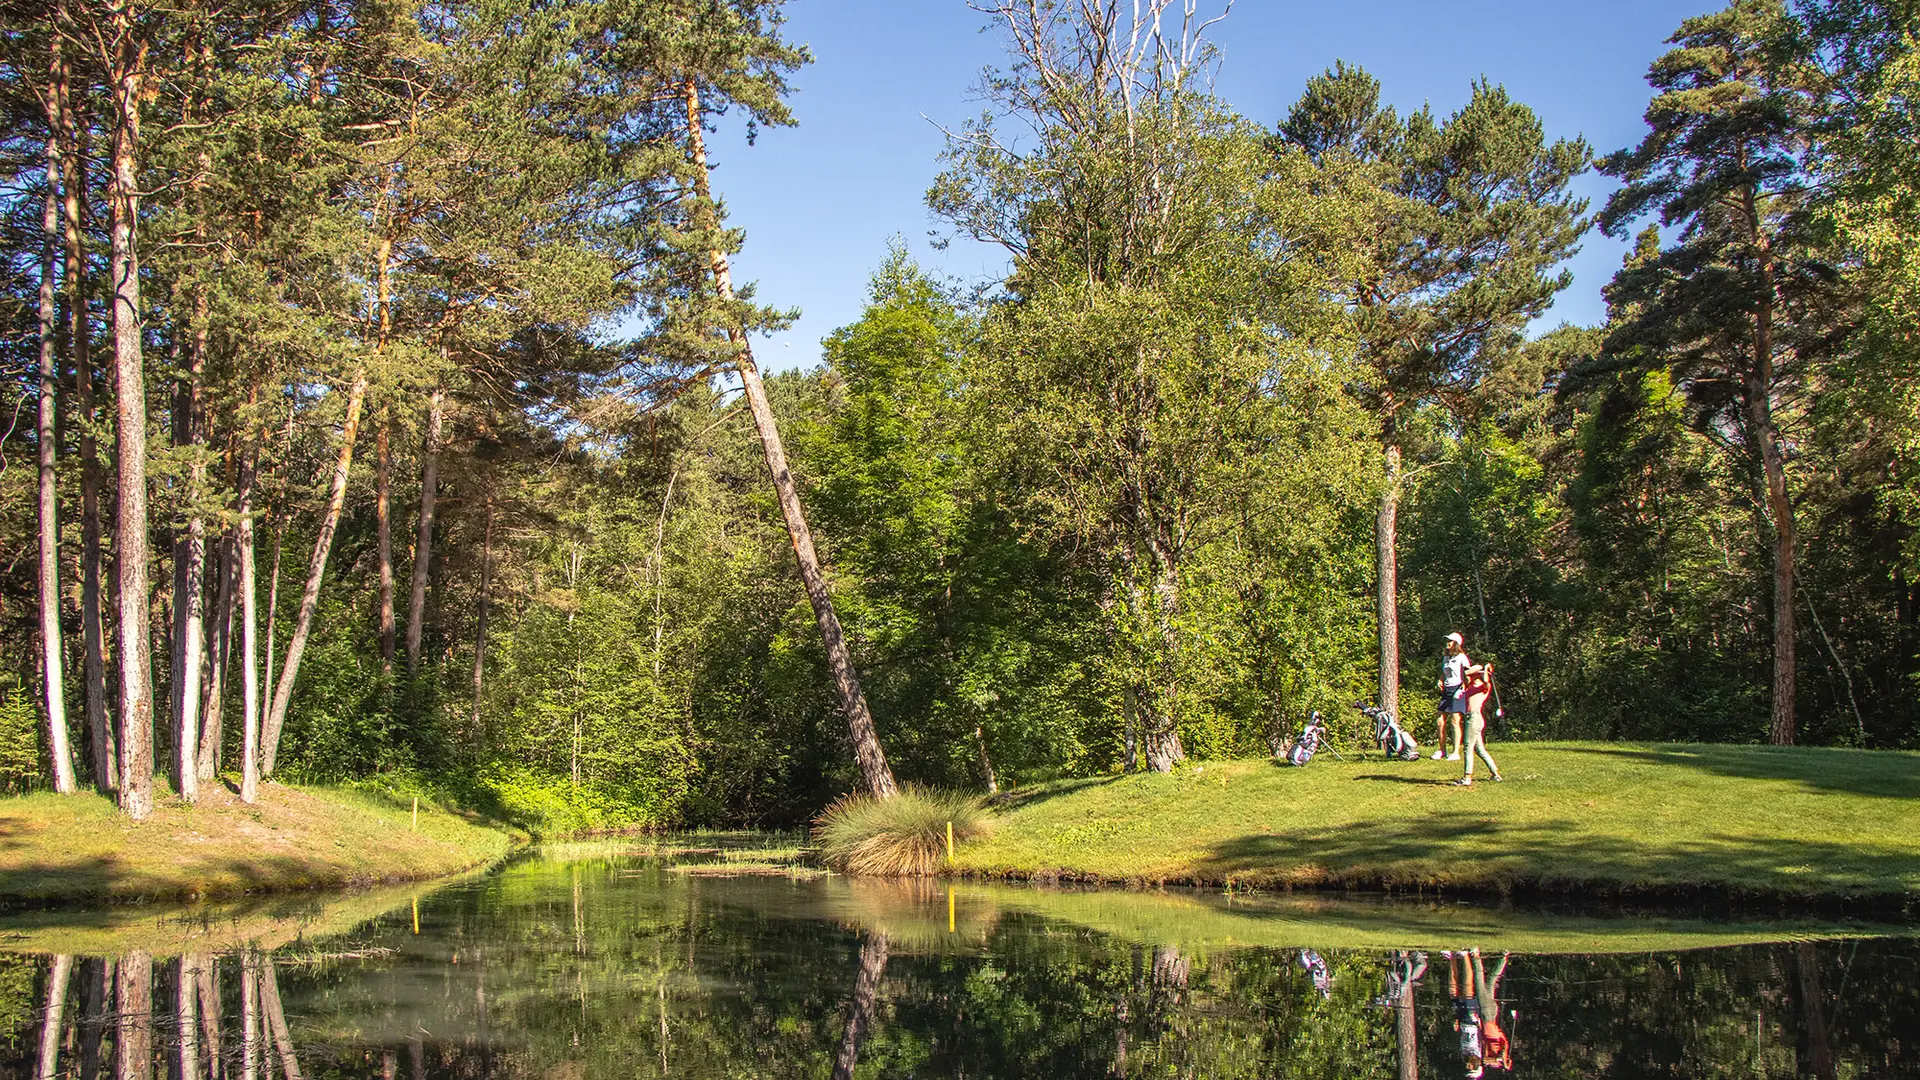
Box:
955;743;1920;904
815;786;990;876
0;780;513;907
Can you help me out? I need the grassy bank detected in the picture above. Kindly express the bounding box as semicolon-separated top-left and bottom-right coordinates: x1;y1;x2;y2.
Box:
0;781;514;907
955;743;1920;907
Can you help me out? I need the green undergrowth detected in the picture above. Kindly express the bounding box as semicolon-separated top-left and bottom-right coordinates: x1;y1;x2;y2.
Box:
816;786;990;875
0;780;514;908
953;743;1920;908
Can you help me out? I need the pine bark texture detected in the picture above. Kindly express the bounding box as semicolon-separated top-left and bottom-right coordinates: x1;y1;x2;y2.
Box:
108;6;155;818
377;422;396;671
1377;436;1402;721
1752;243;1797;746
37;73;77;793
406;387;444;673
684;80;897;799
57;36;112;792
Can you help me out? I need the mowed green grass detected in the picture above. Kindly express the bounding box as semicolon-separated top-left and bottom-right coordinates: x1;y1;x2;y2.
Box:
955;743;1920;904
0;781;513;907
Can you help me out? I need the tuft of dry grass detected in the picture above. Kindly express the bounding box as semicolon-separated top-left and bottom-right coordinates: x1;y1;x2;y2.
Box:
814;786;990;876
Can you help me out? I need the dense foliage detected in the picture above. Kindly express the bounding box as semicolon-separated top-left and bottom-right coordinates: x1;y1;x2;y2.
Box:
0;0;1914;830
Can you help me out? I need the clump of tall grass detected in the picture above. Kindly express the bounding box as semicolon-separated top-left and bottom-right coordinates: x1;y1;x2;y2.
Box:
813;786;991;876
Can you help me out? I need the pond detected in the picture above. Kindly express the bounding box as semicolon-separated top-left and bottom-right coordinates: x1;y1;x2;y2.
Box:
0;841;1913;1079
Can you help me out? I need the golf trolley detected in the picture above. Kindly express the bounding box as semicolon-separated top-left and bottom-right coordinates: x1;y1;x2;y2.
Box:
1355;701;1421;760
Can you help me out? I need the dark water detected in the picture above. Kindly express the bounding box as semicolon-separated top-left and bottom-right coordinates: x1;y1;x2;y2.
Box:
0;846;1915;1079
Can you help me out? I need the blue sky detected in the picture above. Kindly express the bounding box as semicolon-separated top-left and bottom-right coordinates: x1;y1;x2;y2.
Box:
709;0;1722;371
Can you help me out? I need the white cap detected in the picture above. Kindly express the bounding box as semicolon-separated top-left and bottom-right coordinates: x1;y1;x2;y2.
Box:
1446;632;1465;646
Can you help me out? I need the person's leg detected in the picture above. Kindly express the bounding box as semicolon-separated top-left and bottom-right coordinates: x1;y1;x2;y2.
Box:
1461;706;1485;781
1468;693;1500;778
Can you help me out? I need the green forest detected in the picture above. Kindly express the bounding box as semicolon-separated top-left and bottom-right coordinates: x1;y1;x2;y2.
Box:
1;0;1916;831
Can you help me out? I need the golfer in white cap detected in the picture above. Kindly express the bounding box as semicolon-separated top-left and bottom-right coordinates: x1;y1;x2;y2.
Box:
1433;632;1468;761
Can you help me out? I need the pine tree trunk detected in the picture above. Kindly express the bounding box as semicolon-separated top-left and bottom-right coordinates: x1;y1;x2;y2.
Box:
37;75;78;794
263;369;368;776
238;446;261;804
57;39;112;793
376;421;395;673
169;338;206;803
108;8;155;819
1377;434;1402;721
198;529;233;781
405;387;444;674
684;80;897;799
471;498;492;752
1751;261;1796;746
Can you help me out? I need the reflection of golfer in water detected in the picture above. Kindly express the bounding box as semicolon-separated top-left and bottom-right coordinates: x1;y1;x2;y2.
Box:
1298;949;1332;998
1447;948;1513;1077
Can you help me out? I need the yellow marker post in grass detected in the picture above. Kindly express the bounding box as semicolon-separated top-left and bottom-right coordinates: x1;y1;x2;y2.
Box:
946;820;954;865
411;796;418;832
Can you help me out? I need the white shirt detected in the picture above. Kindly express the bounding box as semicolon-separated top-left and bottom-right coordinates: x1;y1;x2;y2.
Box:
1443;653;1469;689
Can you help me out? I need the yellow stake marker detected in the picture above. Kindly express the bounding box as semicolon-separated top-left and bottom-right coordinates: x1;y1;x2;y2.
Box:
412;897;419;935
411;796;418;832
948;885;956;933
945;820;954;865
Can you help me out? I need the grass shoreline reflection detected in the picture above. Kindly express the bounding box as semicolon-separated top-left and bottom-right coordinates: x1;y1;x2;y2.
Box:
0;848;1913;1078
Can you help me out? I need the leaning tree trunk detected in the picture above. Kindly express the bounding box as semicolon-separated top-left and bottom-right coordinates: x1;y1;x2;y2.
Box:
405;386;443;673
684;80;897;799
108;5;155;819
1376;428;1402;722
263;369;368;776
57;31;113;792
37;73;78;793
831;932;891;1080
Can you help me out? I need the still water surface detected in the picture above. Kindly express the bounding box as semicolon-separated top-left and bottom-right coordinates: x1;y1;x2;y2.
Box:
0;843;1914;1078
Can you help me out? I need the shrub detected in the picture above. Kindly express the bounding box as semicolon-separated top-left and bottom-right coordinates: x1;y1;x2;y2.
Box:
813;785;990;876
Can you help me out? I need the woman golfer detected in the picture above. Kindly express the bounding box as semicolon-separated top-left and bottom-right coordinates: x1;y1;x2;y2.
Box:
1433;632;1469;760
1457;651;1504;786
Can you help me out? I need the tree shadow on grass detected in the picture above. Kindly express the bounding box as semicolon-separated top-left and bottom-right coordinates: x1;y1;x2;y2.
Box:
1351;774;1457;787
988;775;1121;813
1553;744;1920;800
1193;809;1920;904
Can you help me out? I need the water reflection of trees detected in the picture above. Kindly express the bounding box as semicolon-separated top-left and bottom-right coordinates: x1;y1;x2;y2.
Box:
1;865;1911;1078
20;949;301;1080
